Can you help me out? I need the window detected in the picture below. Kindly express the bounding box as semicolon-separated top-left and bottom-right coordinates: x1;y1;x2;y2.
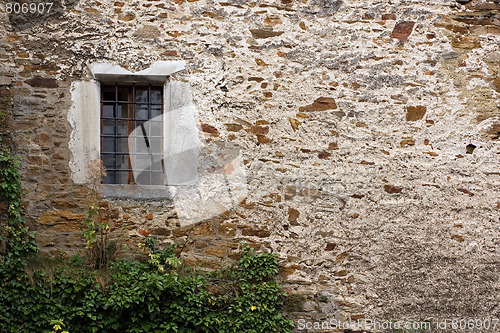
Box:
69;61;199;195
100;83;164;185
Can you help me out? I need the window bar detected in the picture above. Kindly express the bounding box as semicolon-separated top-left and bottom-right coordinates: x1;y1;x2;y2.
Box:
114;82;118;184
148;84;152;185
129;83;136;184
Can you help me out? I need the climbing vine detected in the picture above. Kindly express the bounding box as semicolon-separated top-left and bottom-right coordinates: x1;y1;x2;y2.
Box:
0;149;38;266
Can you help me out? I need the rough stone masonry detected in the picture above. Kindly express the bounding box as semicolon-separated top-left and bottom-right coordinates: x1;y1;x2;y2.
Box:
0;0;499;331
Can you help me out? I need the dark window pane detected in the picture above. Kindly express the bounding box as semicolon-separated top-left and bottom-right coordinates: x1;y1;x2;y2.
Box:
117;138;129;154
117;87;129;102
117;104;129;118
102;137;115;153
116;171;129;184
135;88;148;103
136;104;149;120
102;87;116;101
117;120;128;137
102;120;115;135
103;104;114;117
134;120;145;133
116;154;128;170
151;105;162;118
151;89;162;104
102;172;114;184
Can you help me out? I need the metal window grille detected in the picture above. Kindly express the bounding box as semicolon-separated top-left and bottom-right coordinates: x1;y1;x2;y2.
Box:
100;83;164;185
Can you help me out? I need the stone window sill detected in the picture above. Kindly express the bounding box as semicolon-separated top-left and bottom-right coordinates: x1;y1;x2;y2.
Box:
99;184;175;200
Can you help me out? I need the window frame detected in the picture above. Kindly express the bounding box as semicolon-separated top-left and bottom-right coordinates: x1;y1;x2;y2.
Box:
99;83;165;185
69;61;199;199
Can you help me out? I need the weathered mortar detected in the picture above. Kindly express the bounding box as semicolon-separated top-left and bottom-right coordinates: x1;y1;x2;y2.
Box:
1;0;499;331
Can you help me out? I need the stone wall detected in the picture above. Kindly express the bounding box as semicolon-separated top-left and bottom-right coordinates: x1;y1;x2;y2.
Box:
1;0;499;331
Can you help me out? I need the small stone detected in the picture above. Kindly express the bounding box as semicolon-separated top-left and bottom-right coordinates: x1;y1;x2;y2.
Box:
264;15;282;27
457;188;474;196
200;122;219;136
0;76;11;86
7;35;20;43
452;36;480;49
35;132;51;149
119;12;136;21
246;125;269;134
451;234;464;242
256;134;270;144
161;50;178;57
194;223;216;236
318;151;331;159
250;28;284;39
406;105;426;121
25;76;58;88
248;77;264;82
400;139;415;147
384;185;402;194
241;227;271;237
442;51;460;60
299;97;337;111
255;58;267;66
205;246;226;257
391;21;415;41
382;13;397;20
289;118;300;131
288;208;300;225
328;142;339;150
279;264;300;277
138;228;150;236
225;123;243;132
145;213;153;220
133;25;161;39
325;242;336;251
151;228;170;236
219;223;236;236
466;144;476;154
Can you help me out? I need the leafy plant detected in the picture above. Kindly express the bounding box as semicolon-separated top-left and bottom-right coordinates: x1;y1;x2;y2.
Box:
0;247;293;333
49;319;70;333
81;160;118;269
238;244;279;282
140;236;180;272
0;150;38;267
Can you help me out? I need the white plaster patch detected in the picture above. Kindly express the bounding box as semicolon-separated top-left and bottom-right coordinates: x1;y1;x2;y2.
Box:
68;80;100;184
90;61;186;83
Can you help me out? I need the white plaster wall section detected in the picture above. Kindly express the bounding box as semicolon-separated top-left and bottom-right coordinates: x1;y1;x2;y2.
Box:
163;81;200;186
90;61;186;83
68;80;100;184
166;82;248;226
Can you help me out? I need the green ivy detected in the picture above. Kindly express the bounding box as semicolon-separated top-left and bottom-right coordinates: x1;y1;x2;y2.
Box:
0;150;38;268
0;249;294;333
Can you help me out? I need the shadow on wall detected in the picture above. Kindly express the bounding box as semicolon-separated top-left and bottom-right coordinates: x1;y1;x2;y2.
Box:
7;0;80;31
